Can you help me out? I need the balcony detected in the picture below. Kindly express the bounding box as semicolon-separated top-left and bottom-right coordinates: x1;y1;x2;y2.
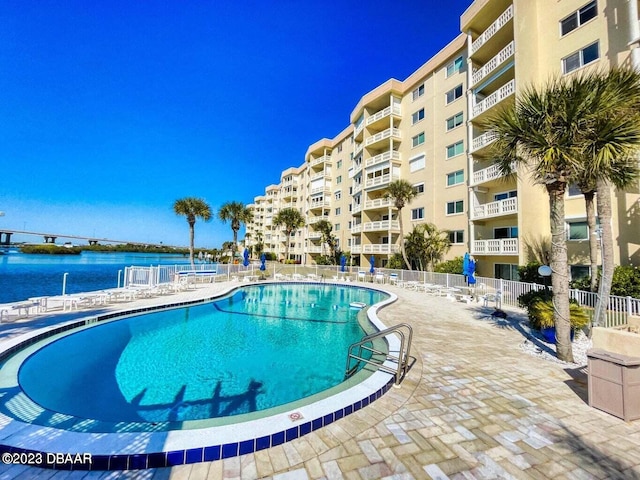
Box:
309;185;330;195
472;41;515;86
471;161;517;186
363;244;400;254
351;224;362;234
364;198;393;210
307;231;322;240
309;155;330;167
471;5;514;55
365;150;401;168
472;238;519;255
472;79;515;118
354;142;364;158
309;200;330;210
365;173;399;189
471;130;498;153
362;220;399;232
365;128;401;148
307;216;329;225
366;104;402;127
352;203;362;214
353;182;364;195
351;245;362;254
309;171;331;182
472;197;518;220
307;246;323;254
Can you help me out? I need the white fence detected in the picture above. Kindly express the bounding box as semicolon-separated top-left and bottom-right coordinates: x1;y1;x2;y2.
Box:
124;264;639;328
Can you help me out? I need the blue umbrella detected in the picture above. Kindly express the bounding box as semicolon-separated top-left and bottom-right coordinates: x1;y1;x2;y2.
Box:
340;255;347;272
260;253;266;271
468;256;477;285
369;255;375;275
462;252;471;277
243;248;250;267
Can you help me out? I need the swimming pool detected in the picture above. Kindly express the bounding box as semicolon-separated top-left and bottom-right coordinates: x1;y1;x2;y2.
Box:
0;282;398;470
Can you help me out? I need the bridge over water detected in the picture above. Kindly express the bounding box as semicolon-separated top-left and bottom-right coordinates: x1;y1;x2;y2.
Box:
0;229;169;248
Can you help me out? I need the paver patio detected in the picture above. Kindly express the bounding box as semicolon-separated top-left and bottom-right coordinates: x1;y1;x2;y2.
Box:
0;282;638;479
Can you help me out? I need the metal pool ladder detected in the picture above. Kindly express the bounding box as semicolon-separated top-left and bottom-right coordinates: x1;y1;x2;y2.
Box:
345;323;413;386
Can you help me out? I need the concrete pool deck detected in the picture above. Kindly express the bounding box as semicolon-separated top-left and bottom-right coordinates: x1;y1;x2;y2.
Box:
0;281;639;479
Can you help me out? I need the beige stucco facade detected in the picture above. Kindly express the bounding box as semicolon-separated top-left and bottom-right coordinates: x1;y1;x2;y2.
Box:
246;0;640;280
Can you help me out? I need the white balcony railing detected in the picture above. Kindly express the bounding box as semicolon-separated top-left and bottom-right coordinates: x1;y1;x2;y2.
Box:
353;182;364;194
471;162;517;185
365;150;401;168
472;79;515;118
354;123;364;138
471;130;498;152
363;244;400;254
351;224;363;234
352;203;362;214
365;174;399;189
362;220;400;232
307;216;329;225
309;186;330;195
354;142;364;157
472;238;519;255
472;197;518;220
472;41;515;86
307;231;322;240
364;198;393;210
351;245;362;254
309;171;330;182
309;155;330;167
471;5;514;54
365;128;401;147
365;104;402;126
309;200;330;209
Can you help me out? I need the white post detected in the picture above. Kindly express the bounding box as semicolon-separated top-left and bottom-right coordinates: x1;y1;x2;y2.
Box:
62;272;69;296
117;270;122;288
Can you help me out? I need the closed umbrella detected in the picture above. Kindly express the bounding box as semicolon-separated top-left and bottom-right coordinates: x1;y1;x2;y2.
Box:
340;255;347;272
468;257;477;285
463;252;471;277
260;253;266;271
369;255;375;275
243;248;250;267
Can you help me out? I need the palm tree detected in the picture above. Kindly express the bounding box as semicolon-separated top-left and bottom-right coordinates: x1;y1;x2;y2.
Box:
486;78;592;363
579;68;640;326
384;180;417;270
273;208;305;262
312;219;337;262
218;201;253;263
405;224;450;271
173;197;212;266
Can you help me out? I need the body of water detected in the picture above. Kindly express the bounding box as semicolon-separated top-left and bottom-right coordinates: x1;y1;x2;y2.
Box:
0;250;193;304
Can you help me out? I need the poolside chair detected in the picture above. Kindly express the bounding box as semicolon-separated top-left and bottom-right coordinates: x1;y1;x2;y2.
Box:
388;273;399;285
357;271;366;282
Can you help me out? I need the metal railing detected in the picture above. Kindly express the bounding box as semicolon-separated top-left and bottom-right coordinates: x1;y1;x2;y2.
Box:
345;323;413;385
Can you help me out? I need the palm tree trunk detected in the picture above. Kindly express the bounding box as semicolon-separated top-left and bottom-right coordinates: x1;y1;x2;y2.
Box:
398;213;412;270
583;191;598;292
189;223;195;268
548;185;574;363
594;178;614;327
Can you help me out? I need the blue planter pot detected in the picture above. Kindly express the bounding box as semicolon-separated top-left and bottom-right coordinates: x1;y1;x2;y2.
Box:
541;327;575;343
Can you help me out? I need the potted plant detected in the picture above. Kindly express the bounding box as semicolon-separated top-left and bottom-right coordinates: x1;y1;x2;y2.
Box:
528;299;590;343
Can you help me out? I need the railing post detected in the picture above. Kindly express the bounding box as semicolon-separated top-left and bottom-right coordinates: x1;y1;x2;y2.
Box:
627;296;633;324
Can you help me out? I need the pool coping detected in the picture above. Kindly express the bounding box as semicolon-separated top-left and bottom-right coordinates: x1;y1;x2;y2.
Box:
0;281;399;471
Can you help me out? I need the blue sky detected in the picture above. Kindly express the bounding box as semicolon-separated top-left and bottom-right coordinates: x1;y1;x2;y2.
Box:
0;1;472;248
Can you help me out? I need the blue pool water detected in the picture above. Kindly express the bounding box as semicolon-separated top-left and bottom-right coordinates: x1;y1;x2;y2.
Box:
18;284;388;425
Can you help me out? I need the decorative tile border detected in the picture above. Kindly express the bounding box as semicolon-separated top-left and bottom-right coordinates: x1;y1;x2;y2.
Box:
0;282;398;471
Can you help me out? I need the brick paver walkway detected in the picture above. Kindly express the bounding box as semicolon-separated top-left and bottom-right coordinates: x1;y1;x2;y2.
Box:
2;283;639;479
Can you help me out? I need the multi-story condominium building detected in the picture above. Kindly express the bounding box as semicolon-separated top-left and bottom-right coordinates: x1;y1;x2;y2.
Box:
246;0;640;280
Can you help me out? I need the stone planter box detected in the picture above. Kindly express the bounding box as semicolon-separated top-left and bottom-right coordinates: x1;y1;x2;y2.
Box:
591;316;640;357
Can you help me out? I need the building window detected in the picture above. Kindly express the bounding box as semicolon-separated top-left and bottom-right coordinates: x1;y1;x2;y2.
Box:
412;84;424;100
413;183;425;194
446;141;464;158
335;191;341;200
567;220;588;240
412;132;425;147
446;56;464;77
446;170;464;186
494;226;518;239
446;112;464;131
335;207;341;215
412;108;425;124
409;154;425;172
411;207;425;220
446;84;463;104
448;230;464;244
494;190;517;201
337;160;342;169
563;41;599;74
334;224;340;232
446;200;464;215
495;264;519;281
560;1;597;36
337;144;343;153
571;265;591;281
567;182;582;196
336;175;342;184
